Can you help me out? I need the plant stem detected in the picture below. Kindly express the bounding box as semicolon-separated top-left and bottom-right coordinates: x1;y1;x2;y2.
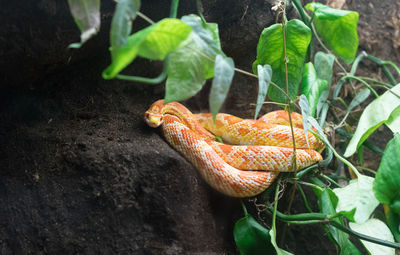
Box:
240;199;248;216
116;63;168;84
137;12;154;24
329;221;400;250
310;130;361;178
266;203;400;250
341;75;379;98
170;0;179;18
298;185;313;213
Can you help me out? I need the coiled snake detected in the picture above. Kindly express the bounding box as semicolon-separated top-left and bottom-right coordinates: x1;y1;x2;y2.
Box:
145;100;324;197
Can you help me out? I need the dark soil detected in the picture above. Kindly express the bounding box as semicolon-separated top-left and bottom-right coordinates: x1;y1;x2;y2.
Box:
0;0;398;254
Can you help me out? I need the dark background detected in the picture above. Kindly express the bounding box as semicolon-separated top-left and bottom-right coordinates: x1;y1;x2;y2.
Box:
0;0;399;254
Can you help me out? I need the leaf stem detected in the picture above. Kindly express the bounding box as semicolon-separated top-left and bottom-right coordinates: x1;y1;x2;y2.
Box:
310;129;361;178
137;11;155;24
340;75;379;98
116;62;168;84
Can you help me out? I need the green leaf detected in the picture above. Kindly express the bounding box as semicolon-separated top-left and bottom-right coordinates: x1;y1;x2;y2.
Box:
209;55;235;122
305;2;359;64
253;19;311;104
102;18;192;79
349;219;395;255
233;215;275;255
333;175;379;223
182;15;222;79
314;52;335;87
164;16;223;103
182;15;222;56
269;229;293;255
344;84;400;157
301;62;328;117
373;133;400;205
299;95;311;147
385;206;400;243
347;88;370;113
386;106;400;133
315;52;335;117
314;188;361;255
254;65;272;119
110;0;140;60
67;0;100;48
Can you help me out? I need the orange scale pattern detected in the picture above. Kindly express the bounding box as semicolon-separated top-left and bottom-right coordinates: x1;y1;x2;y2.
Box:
145;100;324;197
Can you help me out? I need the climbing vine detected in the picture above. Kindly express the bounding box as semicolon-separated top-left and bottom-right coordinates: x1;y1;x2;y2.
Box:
67;0;400;254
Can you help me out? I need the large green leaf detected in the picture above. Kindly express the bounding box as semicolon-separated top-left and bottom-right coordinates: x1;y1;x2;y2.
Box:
344;84;400;157
110;0;140;60
164;16;222;103
305;2;359;64
253;19;311;104
67;0;100;48
233;214;275;255
349;219;395;255
373;133;400;205
301;62;328;117
334;175;379;223
102;18;192;79
209;55;235;122
254;65;272;120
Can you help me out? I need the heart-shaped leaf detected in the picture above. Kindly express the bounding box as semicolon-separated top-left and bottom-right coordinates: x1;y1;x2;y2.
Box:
305;2;359;64
334;175;379;223
233;214;275;255
349;219;395;255
103;18;192;79
253;19;311;104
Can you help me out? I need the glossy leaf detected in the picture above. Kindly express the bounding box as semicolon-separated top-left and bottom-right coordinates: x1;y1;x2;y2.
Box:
209;55;235;122
253;19;311;104
333;175;379;223
102;18;191;79
373;133;400;205
67;0;100;48
347;88;370;113
254;65;272;119
386;106;400;133
164;16;223;103
344;84;400;157
110;0;140;59
301;62;328;117
305;2;359;64
385;206;400;242
315;52;335;117
270;229;293;255
233;214;275;255
316;189;362;255
349;219;395;255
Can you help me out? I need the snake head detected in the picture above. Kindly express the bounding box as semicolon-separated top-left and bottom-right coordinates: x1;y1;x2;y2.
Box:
144;100;164;127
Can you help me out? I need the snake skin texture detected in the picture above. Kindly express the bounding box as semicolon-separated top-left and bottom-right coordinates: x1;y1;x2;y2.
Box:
145;100;323;197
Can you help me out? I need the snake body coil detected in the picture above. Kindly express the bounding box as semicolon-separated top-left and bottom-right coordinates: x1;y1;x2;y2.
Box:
145;100;323;197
